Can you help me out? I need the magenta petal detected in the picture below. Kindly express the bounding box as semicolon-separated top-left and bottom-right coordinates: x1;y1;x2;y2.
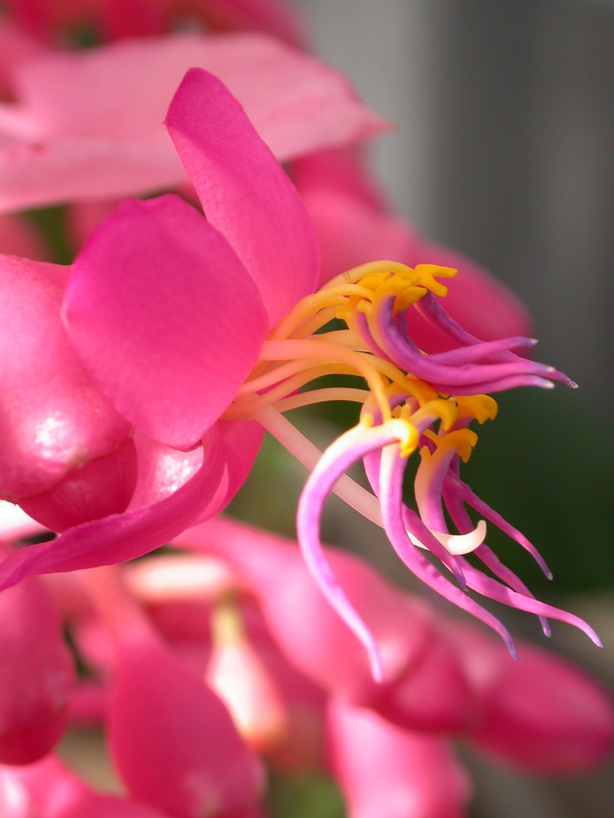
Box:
64;194;268;449
327;699;472;818
166;68;320;325
0;253;131;500
0;428;225;591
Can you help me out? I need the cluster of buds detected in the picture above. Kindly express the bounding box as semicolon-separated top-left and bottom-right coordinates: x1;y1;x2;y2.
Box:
0;508;612;818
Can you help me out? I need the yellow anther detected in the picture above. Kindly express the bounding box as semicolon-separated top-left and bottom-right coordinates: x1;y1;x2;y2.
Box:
422;427;478;463
455;395;498;423
393;286;427;313
413;264;457;297
384;418;419;458
404;398;458;430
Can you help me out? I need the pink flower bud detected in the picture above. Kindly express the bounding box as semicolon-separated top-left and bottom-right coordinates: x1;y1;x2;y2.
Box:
178;518;476;733
446;620;614;773
327;698;472;818
107;629;265;818
0;546;74;764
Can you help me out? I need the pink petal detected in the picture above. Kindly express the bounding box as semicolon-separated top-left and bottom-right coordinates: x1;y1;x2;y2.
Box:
446;621;614;774
0;33;388;212
166;68;321;325
0;253;132;500
0;17;43;98
64;194;268;449
327;699;472;818
108;630;264;818
0;755;170;818
186;0;307;48
0;426;225;591
19;436;138;532
0;546;74;765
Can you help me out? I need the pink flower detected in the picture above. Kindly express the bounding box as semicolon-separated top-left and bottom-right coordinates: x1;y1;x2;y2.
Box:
0;32;387;212
3;0;306;48
327;698;472;818
0;69;598;674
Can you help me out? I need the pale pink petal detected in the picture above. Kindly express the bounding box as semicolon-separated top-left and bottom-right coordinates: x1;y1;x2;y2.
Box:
0;213;45;257
166;68;321;325
64;194;268;449
0;33;388;212
0;501;42;539
0;427;225;591
327;699;472;818
0;253;132;500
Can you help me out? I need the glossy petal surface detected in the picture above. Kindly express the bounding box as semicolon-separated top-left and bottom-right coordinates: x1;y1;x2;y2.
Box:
64;194;268;449
0;253;131;500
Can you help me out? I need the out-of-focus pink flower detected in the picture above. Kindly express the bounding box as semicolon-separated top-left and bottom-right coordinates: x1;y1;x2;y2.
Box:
3;0;306;48
0;544;74;764
327;698;472;818
0;755;170;817
443;620;614;774
0;32;388;212
292;148;532;353
0;213;46;258
178;517;479;735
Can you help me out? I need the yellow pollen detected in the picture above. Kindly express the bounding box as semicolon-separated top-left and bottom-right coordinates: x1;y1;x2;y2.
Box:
422;427;478;463
455;395;498;423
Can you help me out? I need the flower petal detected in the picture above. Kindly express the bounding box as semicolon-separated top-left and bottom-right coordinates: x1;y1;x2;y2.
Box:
0;253;131;500
165;68;321;325
0;427;225;591
64;194;268;449
0;33;388;212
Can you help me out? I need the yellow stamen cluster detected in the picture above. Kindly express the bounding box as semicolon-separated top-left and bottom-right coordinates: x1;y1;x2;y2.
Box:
223;260;497;460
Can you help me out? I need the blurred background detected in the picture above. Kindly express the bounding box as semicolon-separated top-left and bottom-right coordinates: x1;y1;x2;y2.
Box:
229;0;614;815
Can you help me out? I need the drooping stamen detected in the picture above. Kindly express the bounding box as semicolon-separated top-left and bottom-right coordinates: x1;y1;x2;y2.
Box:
296;418;419;681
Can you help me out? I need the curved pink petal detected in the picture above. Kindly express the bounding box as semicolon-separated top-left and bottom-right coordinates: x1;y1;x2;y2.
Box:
64;194;268;449
0;253;131;501
19;436;138;532
166;68;321;325
327;699;472;818
108;629;264;818
0;33;388;212
0;427;225;592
